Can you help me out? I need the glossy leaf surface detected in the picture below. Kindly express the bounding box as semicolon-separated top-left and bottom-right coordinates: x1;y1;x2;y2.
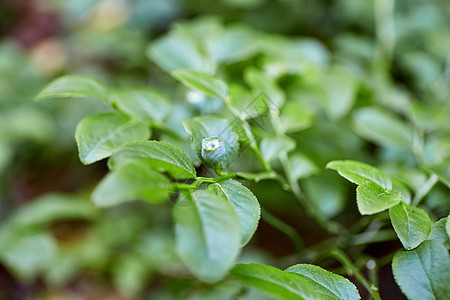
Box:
92;161;170;207
173;188;241;282
389;202;431;250
109;141;196;179
75;113;150;165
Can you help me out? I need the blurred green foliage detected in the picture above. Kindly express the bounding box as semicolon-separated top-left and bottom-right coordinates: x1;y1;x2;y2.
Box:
0;0;449;299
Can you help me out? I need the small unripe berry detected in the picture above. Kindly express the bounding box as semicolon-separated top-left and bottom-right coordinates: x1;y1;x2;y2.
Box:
201;137;226;165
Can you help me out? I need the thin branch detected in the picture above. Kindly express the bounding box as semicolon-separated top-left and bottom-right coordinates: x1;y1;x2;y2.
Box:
261;208;304;253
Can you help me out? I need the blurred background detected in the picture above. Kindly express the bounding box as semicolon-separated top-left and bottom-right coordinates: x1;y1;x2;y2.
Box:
0;0;449;299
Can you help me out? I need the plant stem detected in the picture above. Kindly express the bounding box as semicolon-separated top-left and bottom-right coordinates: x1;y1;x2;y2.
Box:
151;120;182;139
224;96;272;172
367;258;379;290
327;249;381;300
226;95;345;235
349;229;397;246
261;208;304;252
171;174;237;191
279;152;346;235
251;143;272;172
237;171;285;184
300;228;397;265
171;169;292;192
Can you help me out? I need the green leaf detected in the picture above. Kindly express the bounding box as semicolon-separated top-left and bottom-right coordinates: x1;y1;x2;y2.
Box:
0;232;57;282
230;263;312;300
112;254;150;298
208;24;261;64
45;253;79;287
244;67;284;109
353;107;412;148
289;153;319;181
279;101;313;133
392;179;411;205
172;69;228;100
0;107;55;142
11;194;98;229
35;75;111;105
424;160;450;188
321;66;357;119
286;264;360;300
0;141;11;174
447;216;450;240
148;34;209;72
111;87;170;122
214;179;260;246
326;160;392;190
229;86;269;119
136;230;181;274
182;116;239;167
92;160;170;207
173;187;241;282
303;173;346;218
230;263;360;300
356;181;401;215
75;112;150;165
429;217;449;250
189;280;244;300
389;202;431;250
109;141;196;179
392;240;450;300
411;102;450;132
260;136;296;162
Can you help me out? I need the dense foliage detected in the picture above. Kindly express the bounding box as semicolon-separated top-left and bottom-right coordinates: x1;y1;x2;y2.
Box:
0;0;449;299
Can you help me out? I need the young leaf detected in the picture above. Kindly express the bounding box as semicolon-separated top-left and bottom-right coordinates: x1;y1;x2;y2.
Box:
75;113;150;165
326;160;392;190
172;69;228;100
213;179;260;246
392;240;450;300
108;141;196;179
353;107;412;148
92;161;170;207
111;88;170;122
230;263;360;300
182;116;239;167
173;187;241;282
35;75;111;105
286;264;360;300
260;136;296;162
389;202;431;250
356;181;401;215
